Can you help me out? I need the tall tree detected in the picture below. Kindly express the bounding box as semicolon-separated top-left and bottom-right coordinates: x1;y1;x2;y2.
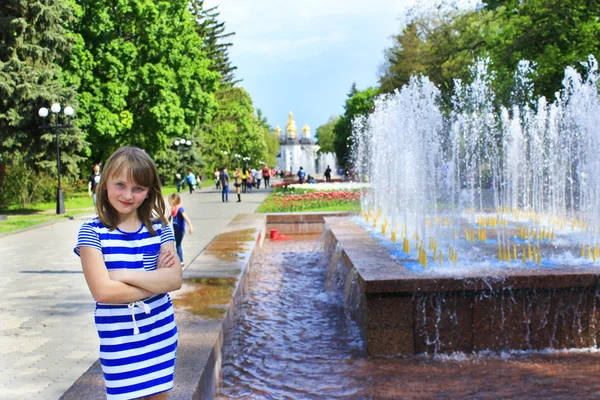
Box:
315;115;339;154
0;0;86;177
69;0;219;163
190;1;239;87
485;0;600;104
333;86;378;168
256;108;279;166
199;87;268;173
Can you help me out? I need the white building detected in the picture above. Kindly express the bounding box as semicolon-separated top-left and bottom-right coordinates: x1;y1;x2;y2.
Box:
275;111;335;176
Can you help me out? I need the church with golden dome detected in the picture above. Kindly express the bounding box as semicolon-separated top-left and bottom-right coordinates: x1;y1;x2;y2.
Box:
273;111;322;175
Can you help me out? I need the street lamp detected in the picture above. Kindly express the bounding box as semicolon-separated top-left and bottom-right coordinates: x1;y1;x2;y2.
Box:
174;139;192;174
38;103;74;215
234;153;241;167
243;156;251;171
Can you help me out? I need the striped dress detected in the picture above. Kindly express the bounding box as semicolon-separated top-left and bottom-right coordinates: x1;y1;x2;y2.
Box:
74;217;178;400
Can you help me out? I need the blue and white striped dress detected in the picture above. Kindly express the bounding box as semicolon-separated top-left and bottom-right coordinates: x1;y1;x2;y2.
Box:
74;217;178;400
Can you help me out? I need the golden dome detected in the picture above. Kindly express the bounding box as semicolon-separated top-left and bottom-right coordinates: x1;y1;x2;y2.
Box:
286;110;297;139
301;123;311;139
274;125;282;138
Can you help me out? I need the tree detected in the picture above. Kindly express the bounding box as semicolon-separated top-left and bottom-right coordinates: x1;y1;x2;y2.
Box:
69;0;219;163
333;86;378;168
199;87;268;173
256;108;279;166
314;115;338;154
379;23;427;93
190;1;239;87
485;0;600;104
378;9;502;107
0;0;86;190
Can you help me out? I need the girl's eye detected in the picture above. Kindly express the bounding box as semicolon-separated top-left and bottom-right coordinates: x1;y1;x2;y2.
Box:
116;183;124;187
135;187;145;192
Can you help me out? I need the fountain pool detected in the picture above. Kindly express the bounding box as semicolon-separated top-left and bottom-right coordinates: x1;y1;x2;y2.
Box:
216;226;600;398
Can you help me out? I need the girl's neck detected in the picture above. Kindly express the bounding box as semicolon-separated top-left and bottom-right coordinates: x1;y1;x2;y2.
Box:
117;213;142;232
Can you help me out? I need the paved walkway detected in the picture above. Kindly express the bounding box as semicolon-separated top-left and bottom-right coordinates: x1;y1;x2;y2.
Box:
0;185;271;400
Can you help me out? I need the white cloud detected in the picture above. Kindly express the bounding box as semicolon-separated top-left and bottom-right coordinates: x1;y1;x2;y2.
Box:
204;0;412;58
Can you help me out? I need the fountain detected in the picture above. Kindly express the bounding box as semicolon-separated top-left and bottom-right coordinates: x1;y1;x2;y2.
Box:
152;56;600;398
333;55;600;355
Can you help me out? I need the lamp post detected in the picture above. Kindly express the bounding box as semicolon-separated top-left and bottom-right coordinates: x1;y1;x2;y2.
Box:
38;103;74;215
243;156;251;171
234;153;241;167
174;139;192;174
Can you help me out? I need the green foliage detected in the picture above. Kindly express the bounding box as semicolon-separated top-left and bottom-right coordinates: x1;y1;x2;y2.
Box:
191;1;239;87
379;9;502;107
378;1;600;107
199;87;271;173
69;0;220;162
333;86;378;168
314;115;338;154
0;1;275;208
255;108;279;166
0;151;55;208
0;0;87;175
485;0;600;104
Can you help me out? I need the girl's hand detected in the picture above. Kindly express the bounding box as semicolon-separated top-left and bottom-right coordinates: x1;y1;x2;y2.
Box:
188;226;194;234
157;250;175;269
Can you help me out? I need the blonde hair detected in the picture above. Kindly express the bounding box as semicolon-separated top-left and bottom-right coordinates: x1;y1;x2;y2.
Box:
168;193;181;207
96;146;167;235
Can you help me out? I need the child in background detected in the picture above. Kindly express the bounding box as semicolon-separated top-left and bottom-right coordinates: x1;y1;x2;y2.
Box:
74;146;182;400
168;193;194;267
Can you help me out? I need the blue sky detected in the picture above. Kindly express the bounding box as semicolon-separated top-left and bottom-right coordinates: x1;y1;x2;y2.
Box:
203;1;419;133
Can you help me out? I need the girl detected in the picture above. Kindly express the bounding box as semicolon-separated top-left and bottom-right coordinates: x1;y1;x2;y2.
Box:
74;146;182;400
234;167;242;202
168;193;194;267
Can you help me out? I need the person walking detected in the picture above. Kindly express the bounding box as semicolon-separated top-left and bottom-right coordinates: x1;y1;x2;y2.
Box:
74;146;181;400
234;168;243;202
262;164;270;188
88;164;101;206
220;167;230;202
168;193;194;267
241;168;248;193
174;173;182;193
255;168;262;190
246;168;253;192
186;170;196;194
324;165;332;182
213;167;221;189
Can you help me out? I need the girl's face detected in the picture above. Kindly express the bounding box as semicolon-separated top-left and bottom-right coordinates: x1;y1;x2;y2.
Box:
106;169;149;219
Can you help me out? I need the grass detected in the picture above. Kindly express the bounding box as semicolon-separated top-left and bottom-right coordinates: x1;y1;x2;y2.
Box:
0;180;218;234
0;192;95;234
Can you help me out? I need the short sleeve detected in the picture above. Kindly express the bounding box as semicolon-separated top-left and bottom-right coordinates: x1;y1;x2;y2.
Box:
161;223;175;245
74;222;102;257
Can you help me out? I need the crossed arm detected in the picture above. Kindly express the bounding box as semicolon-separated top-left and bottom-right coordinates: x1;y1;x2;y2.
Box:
79;241;182;304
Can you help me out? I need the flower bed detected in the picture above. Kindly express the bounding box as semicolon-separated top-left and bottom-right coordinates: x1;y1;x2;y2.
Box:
258;181;369;212
271;178;345;188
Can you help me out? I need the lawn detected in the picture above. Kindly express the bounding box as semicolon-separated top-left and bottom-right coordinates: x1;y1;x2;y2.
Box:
0;180;216;234
0;192;95;234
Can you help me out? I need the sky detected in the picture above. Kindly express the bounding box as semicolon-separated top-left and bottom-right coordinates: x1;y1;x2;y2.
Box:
203;0;421;134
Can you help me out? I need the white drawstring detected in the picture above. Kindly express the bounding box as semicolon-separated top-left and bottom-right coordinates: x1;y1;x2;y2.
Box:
128;301;151;335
